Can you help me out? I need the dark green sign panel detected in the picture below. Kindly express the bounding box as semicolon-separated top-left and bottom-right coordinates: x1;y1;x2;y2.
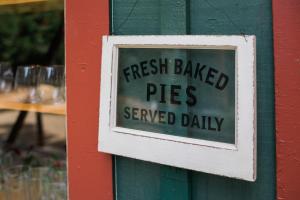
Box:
116;48;235;144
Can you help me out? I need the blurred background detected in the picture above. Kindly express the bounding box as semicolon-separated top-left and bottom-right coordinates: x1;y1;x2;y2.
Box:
0;0;67;199
0;0;64;66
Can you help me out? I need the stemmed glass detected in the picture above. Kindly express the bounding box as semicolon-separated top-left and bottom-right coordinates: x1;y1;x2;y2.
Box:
4;165;30;200
14;65;40;103
0;62;13;93
38;65;65;104
28;166;52;200
49;160;67;200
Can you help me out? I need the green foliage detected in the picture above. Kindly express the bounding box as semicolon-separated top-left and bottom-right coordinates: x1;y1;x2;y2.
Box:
0;10;64;67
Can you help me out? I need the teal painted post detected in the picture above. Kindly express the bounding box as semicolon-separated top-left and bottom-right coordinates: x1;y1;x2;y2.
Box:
112;0;275;199
113;0;160;199
189;1;275;199
159;2;190;200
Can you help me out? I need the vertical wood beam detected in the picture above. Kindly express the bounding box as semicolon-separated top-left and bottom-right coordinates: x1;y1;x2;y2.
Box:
273;0;300;199
65;0;113;199
159;1;191;200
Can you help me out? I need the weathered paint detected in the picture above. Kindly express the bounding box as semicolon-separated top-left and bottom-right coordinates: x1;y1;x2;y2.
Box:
99;35;256;181
273;0;300;199
65;0;113;199
113;0;275;199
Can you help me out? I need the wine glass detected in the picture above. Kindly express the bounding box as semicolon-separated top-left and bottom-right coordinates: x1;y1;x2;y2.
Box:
28;166;51;200
0;62;13;93
48;166;67;200
14;65;40;103
38;65;65;104
4;165;30;200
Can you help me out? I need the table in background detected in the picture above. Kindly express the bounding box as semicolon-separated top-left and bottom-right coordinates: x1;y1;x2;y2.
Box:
0;92;65;115
0;92;66;146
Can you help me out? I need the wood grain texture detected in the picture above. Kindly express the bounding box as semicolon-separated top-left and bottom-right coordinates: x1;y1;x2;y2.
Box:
113;0;275;199
99;35;256;181
0;102;65;115
189;1;275;199
273;0;300;199
0;0;46;5
157;2;190;199
65;0;113;199
0;92;65;115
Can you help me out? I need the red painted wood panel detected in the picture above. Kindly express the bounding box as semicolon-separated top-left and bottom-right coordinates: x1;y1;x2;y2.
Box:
65;0;113;199
273;0;300;199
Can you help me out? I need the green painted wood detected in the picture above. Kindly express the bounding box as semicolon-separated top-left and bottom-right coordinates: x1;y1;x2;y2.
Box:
113;1;163;200
113;0;275;199
189;1;275;199
159;2;191;199
114;1;191;200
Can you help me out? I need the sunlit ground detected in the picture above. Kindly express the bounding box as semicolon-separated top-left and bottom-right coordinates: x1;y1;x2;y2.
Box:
0;110;66;156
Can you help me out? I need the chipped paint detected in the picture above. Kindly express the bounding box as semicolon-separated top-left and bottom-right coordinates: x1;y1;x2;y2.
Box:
273;0;300;199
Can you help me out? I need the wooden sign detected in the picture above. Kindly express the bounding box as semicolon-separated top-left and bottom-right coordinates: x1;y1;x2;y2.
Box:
98;35;256;181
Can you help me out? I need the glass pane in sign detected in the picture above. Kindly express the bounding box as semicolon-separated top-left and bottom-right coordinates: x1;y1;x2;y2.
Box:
116;48;235;144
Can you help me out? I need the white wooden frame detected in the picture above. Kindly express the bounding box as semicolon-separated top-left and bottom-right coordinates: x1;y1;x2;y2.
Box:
98;35;256;181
